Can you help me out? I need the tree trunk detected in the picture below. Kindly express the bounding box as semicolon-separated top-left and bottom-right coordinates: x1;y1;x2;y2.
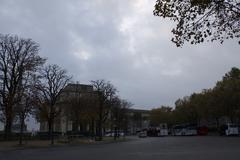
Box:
49;105;55;145
51;117;54;145
4;115;12;140
96;120;102;141
91;118;95;139
19;114;25;145
98;117;102;140
97;102;103;141
216;117;220;131
114;126;117;140
48;119;52;140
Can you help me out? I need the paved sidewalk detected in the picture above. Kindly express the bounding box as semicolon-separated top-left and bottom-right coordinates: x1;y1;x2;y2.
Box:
0;137;130;151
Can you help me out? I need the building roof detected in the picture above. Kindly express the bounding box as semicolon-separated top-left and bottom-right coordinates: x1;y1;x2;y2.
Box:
63;83;93;92
128;108;150;114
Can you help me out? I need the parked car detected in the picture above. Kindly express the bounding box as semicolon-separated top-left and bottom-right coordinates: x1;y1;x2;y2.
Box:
219;123;239;136
138;130;147;138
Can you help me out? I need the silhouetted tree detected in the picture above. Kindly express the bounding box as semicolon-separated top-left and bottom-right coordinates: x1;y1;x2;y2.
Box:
154;0;240;47
15;72;39;145
0;34;45;139
109;97;132;139
91;79;117;141
119;100;132;136
36;64;71;144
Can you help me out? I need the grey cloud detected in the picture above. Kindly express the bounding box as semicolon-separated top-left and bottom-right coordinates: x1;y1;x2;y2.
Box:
0;0;239;109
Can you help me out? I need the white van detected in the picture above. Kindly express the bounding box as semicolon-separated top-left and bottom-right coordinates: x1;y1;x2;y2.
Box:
172;125;186;136
172;124;197;136
158;123;168;136
185;126;197;136
225;123;239;136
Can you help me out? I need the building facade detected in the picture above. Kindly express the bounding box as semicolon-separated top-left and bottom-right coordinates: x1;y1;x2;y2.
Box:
39;83;151;135
40;83;94;134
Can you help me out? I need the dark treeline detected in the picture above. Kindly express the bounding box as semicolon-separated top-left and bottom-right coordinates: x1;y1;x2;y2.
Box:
150;67;240;128
0;34;131;144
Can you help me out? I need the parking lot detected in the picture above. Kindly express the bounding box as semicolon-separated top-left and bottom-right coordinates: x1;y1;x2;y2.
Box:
1;136;240;160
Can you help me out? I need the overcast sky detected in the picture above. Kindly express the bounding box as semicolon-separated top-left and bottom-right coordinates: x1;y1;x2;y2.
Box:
0;0;239;110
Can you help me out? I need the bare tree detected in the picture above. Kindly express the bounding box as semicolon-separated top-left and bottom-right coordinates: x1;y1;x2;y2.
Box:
107;97;132;140
36;64;71;144
91;80;117;141
0;34;45;139
15;72;40;145
119;100;132;136
109;96;121;140
83;93;98;138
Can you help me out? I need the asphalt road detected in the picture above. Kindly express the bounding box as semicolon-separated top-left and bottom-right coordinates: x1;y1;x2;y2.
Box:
1;136;240;160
